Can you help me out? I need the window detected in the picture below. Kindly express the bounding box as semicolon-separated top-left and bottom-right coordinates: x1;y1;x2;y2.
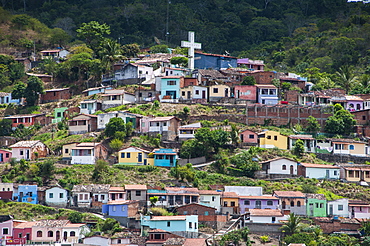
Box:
121;153;125;158
204;211;209;215
349;170;354;177
84;194;88;200
195;90;199;95
267;135;271;139
167;81;176;85
334;170;338;176
2;228;8;235
57;112;62;117
274;136;278;141
282;165;287;170
183;211;187;215
213;88;219;93
48;231;53;237
70;231;75;237
136;190;141;196
49;193;53;198
261;89;268;95
79;194;83;200
167;221;171;227
290;201;295;207
335;144;343;150
195;222;197;229
349;145;354;150
272;217;276;223
212;196;215;201
37;231;42;237
297;201;301;207
20;150;23;155
244;200;250;205
101;195;105;200
320;203;324;208
5;153;9;158
65;148;69;154
249;134;255;139
18;233;22;238
122;206;125;211
59;193;63;198
231;201;235;206
338;205;344;211
255;200;261;209
154;234;161;239
267;200;273;206
189;222;192;228
363;116;366;120
113;206;116;211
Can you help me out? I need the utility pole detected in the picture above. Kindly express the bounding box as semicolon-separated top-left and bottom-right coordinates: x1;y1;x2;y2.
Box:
165;1;170;44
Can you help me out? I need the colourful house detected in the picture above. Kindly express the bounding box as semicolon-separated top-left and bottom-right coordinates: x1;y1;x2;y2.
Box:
298;163;340;179
273;191;306;216
141;215;198;234
5;113;50;129
10;140;49;161
256;84;278;105
221;192;239;214
45;187;69;207
258;130;288;149
0;215;14;241
0;149;11;163
70;142;108;165
153;149;178;167
288;135;316;153
239;196;279;214
102;200;140;227
327;198;349;217
248;209;287;224
340;165;370;183
349;200;370;219
199;190;222;212
259;157;298;178
234;85;257;101
306;194;327;217
13;184;38;204
239;129;258;145
52;107;68;123
208;84;231;102
330;138;367;157
160;76;184;101
117;146;154;166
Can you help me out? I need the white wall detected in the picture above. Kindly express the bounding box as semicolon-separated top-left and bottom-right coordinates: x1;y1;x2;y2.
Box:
305;167;340;179
45;187;68;207
225;186;262;196
269;159;297;175
328;199;349;217
200;195;221;212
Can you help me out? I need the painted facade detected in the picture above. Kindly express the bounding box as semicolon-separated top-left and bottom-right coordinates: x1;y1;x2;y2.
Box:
118;146;154;166
52;107;68;123
199;190;222;212
160;76;184;102
70;142;108;165
259;157;297;176
273;191;306;216
13;185;38;204
306;194;327;217
153;149;178;167
79;100;102;115
298;163;340;179
68;114;98;135
208;84;231;102
141;215;198;233
234;85;257;101
258;131;288;149
239;196;279;214
45;187;69;207
256;84;278;105
148;116;181;141
248;209;287;223
10;140;49;161
327;198;349;217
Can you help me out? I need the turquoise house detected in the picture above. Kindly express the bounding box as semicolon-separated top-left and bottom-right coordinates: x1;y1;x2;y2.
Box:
306;194;327;217
141;215;198;233
52;107;68;123
160;76;184;101
153;149;178;167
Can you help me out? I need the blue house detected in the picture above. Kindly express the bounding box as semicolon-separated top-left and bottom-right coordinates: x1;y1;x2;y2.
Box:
13;184;37;204
141;215;198;234
102;200;140;227
256;84;279;105
153;149;178;167
194;52;237;70
159;76;184;101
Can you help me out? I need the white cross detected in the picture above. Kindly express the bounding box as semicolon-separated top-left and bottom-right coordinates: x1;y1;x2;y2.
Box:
181;31;202;70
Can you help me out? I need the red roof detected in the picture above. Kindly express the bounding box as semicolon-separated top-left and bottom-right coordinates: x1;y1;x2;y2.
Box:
299;163;340;169
274;191;305;197
250;209;283;217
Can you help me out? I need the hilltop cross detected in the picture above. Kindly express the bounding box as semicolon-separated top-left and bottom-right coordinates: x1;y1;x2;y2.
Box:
181;31;202;70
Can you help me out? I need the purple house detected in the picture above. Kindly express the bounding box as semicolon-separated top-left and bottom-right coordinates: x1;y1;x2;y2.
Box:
239;195;279;214
345;95;363;112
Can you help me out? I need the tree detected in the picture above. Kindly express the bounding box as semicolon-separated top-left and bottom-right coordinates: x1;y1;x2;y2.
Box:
241;76;256;85
12;81;26;99
149;196;159;207
122;43;140;58
218;227;251;246
179;139;206;159
38;159;55;183
109;139;123;151
336;66;359;94
99;39;124;72
92;159;109;182
150;45;170;53
230;149;261;177
280;213;303;235
306;116;321;135
0;119;12;136
170;57;188;67
97;218;122;236
76;21;111;52
325;104;356;135
23;76;44;106
293;139;305;157
105;118;126;137
68;211;83;223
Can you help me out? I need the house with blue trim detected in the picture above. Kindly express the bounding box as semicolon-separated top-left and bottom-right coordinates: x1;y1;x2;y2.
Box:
159;76;184;102
153;149;178;167
102;200;140;228
141;215;198;235
13;184;38;204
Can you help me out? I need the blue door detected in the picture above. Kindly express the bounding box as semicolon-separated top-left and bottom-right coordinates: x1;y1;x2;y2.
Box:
138;153;142;163
0;153;3;162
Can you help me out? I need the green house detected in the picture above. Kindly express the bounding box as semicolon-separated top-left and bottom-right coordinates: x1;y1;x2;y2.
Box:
52;107;68;123
306;193;327;217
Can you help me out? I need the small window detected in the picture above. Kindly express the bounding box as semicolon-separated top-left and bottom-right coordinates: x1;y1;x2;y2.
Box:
212;196;215;202
70;231;75;237
195;90;199;95
267;201;273;206
37;231;42;237
122;206;125;211
65;148;69;154
48;231;53;237
20;150;24;155
320;203;323;208
127;153;131;158
18;233;22;238
195;222;197;229
231;201;235;206
57;112;62;117
282;165;286;170
2;228;8;235
101;195;105;200
121;153;125;158
297;201;301;207
213;88;219;93
59;193;63;198
136;190;141;196
167;221;171;227
290;201;294;207
338;205;343;211
189;222;192;228
183;211;187;215
334;170;338;175
349;145;354;150
267;135;271;140
113;206;116;211
5;153;9;158
204;211;209;215
182;91;185;96
363;116;366;120
249;134;254;139
274;136;278;141
244;200;250;205
167;81;176;85
49;193;53;198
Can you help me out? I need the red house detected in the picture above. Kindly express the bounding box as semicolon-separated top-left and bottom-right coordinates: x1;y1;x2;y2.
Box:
39;88;71;104
0;149;11;163
234;85;257;101
4;114;51;129
11;221;35;244
239;130;258;145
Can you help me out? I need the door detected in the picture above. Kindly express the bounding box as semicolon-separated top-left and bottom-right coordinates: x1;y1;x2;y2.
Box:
0;153;3;162
225;88;228;97
326;170;330;179
187;91;191;99
166;91;176;99
290;165;294;175
144;159;147;165
309;203;314;216
255;200;261;209
26;150;30;160
202;90;206;99
63;231;68;241
138;153;143;163
56;231;60;241
329;204;333;216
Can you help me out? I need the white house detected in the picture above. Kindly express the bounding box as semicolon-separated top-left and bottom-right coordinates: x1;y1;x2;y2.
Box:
83;235;109;246
45;187;69;207
298;163;340;179
224;186;262;196
259;157;298;176
101;89;135;110
248;209;287;223
199;190;222;212
178;122;202;142
79;100;102;115
327;198;349;218
10;140;49;161
97;112;119;130
61;223;90;245
72;184;110;208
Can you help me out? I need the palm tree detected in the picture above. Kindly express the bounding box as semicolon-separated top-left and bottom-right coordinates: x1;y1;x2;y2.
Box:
99;39;125;72
280;213;303;235
336;66;359;94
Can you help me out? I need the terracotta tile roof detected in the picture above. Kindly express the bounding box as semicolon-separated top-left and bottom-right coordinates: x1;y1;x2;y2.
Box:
198;190;221;195
10;140;43;148
255;84;277;88
165;187;199;194
183;238;206;246
250;209;283;217
149;116;179;122
124;184;147;190
109;186;125;191
107;200;139;205
327;138;366;144
314;217;360;224
34;220;69;227
44;88;69;92
209;185;224;190
195;51;237;59
64;223;86;228
299;163;340;169
289;135;314;140
176;203;216;210
14;221;36;228
198;69;228;79
151;216;187;221
72;184;110;193
0;92;10;97
274;191;305;198
40;49;62;53
164;238;186;246
259;157;295;164
5;114;45;119
222;192;239;198
149;229;168;233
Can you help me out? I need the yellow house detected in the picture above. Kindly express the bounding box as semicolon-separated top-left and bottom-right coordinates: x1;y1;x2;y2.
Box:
62;143;77;159
342;166;370;182
209;84;230;102
118;146;154;165
258;130;288;149
331;139;367;157
221;192;239;214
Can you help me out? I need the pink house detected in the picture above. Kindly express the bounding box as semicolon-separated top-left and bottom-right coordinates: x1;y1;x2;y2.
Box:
0;149;11;163
239;130;258;145
12;221;35;244
349;200;370;219
0;216;14;242
234;85;257;101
